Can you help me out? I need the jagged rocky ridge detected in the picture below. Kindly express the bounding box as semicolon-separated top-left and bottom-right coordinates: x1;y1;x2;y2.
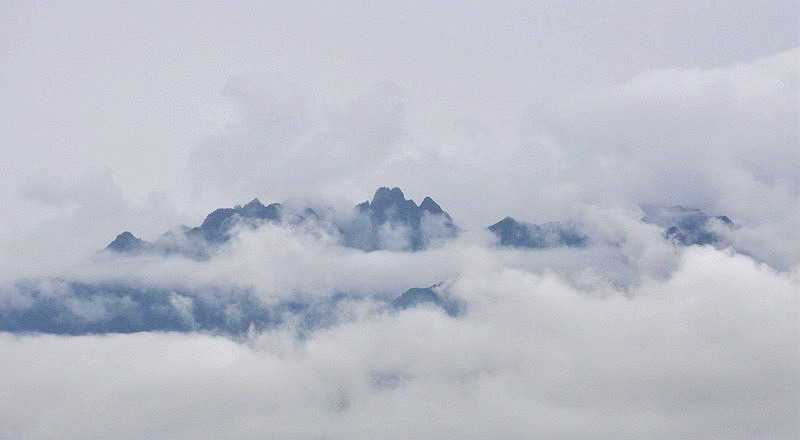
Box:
108;188;735;256
345;187;458;251
108;187;458;257
642;205;734;247
0;280;461;337
6;190;736;337
486;207;734;249
488;217;588;248
108;198;289;258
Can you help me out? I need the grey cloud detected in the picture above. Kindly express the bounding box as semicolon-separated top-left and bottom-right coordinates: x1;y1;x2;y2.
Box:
526;48;799;205
189;77;407;202
387;49;799;268
1;169;186;282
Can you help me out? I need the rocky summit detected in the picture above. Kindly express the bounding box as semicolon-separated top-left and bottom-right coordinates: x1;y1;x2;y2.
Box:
106;188;733;257
488;216;588;248
106;187;459;257
345;187;458;251
643;206;734;246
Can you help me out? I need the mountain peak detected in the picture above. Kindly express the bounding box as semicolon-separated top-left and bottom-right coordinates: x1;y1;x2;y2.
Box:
365;187;419;224
371;187;408;207
345;187;458;251
243;198;264;210
489;216;586;248
108;187;459;256
420;196;444;215
493;216;517;226
642;206;734;246
107;231;145;252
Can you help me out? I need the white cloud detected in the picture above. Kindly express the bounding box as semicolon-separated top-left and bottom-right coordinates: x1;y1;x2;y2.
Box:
188;77;407;204
179;48;799;271
0;247;796;439
3;48;796;278
0;168;187;283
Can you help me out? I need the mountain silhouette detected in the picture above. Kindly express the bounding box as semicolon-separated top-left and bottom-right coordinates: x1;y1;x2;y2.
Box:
344;187;458;251
643;206;734;246
106;189;733;257
488;217;587;248
107;187;458;256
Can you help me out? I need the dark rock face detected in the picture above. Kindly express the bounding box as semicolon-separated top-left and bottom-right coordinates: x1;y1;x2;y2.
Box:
0;280;274;337
106;188;458;257
488;217;587;248
107;231;147;253
419;197;444;215
643;206;734;246
391;285;462;317
104;189;734;257
106;198;285;258
189;198;283;243
345;187;458;251
0;280;461;337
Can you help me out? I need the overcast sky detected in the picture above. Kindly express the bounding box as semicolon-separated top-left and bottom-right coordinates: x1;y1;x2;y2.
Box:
2;1;797;233
1;2;798;439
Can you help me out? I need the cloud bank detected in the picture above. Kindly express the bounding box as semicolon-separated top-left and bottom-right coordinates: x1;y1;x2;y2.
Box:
1;176;798;438
0;246;796;439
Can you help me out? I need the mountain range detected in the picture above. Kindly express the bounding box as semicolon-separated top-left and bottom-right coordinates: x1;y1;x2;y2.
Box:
108;186;735;256
108;187;458;257
0;279;460;338
0;187;737;337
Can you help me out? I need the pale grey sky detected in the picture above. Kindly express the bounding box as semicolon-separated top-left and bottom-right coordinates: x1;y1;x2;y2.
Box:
2;0;797;270
2;1;796;207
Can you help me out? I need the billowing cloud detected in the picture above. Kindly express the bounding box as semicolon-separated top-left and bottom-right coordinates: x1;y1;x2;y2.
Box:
0;168;187;282
0;177;797;437
189;76;407;203
0;247;796;439
178;49;798;272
